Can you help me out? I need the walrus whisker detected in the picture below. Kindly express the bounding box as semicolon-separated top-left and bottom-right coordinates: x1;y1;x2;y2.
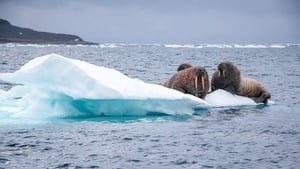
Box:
194;75;198;90
202;76;205;90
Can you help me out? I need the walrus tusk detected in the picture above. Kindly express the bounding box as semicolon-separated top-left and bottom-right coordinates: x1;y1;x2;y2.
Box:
218;70;220;77
223;70;226;77
195;76;198;90
202;76;205;90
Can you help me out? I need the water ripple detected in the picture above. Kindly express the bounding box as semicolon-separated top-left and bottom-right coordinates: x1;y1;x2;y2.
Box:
0;45;300;168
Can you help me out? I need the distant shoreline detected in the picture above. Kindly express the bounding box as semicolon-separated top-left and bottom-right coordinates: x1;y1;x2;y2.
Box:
0;38;98;45
0;18;97;45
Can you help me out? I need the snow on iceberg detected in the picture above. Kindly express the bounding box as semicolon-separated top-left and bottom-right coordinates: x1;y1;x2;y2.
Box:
0;54;256;120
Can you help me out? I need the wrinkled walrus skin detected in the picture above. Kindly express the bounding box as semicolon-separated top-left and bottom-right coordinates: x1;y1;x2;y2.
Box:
211;61;271;104
161;66;210;99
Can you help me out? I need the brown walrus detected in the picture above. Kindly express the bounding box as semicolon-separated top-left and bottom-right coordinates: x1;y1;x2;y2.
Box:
211;61;271;104
161;65;210;99
176;63;193;71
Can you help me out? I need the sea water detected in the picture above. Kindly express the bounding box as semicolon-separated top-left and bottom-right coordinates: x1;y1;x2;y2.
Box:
0;44;300;168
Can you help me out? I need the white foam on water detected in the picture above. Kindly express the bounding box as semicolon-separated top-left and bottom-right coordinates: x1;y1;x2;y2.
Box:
164;44;198;48
233;44;268;48
98;44;119;48
202;44;233;48
269;44;286;48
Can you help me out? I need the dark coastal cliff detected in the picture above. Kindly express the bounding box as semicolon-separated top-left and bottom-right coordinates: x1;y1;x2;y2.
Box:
0;19;97;45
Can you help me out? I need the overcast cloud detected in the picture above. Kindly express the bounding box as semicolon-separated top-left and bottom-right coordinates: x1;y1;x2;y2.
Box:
0;0;299;43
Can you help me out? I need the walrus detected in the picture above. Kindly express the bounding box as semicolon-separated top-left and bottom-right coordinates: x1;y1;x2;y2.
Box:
161;66;210;99
176;63;193;71
211;61;271;104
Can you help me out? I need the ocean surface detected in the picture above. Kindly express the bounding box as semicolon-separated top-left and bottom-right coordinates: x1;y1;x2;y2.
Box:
0;43;300;169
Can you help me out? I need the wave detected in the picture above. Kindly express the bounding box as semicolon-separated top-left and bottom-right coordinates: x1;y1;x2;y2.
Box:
269;44;286;48
1;43;298;49
98;44;119;48
164;44;291;49
164;44;201;48
233;44;269;48
0;54;260;122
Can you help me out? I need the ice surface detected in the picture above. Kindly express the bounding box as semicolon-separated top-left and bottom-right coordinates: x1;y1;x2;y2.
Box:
205;90;256;107
0;54;256;120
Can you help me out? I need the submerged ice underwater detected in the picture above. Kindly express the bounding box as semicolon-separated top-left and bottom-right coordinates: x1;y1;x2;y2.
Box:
0;44;299;169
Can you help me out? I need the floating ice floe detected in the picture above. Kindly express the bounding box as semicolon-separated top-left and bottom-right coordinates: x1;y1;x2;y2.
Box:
0;54;257;120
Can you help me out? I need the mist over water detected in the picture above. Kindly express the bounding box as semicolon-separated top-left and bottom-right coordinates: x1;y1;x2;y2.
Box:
0;44;299;168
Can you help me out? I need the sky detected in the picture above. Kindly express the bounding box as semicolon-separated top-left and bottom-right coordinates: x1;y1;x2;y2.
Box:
0;0;299;44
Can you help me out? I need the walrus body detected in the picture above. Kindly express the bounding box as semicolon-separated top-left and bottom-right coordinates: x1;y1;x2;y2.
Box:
161;66;210;99
211;61;271;104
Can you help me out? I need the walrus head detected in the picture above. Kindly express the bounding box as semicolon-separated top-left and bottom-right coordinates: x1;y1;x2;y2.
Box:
177;63;193;71
191;66;210;99
211;61;241;94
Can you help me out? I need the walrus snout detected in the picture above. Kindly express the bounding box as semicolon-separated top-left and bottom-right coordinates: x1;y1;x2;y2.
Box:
194;75;206;91
217;62;233;78
195;91;207;99
217;69;226;78
193;66;208;91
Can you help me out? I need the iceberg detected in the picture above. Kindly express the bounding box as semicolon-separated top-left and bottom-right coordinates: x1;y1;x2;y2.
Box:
0;54;256;120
